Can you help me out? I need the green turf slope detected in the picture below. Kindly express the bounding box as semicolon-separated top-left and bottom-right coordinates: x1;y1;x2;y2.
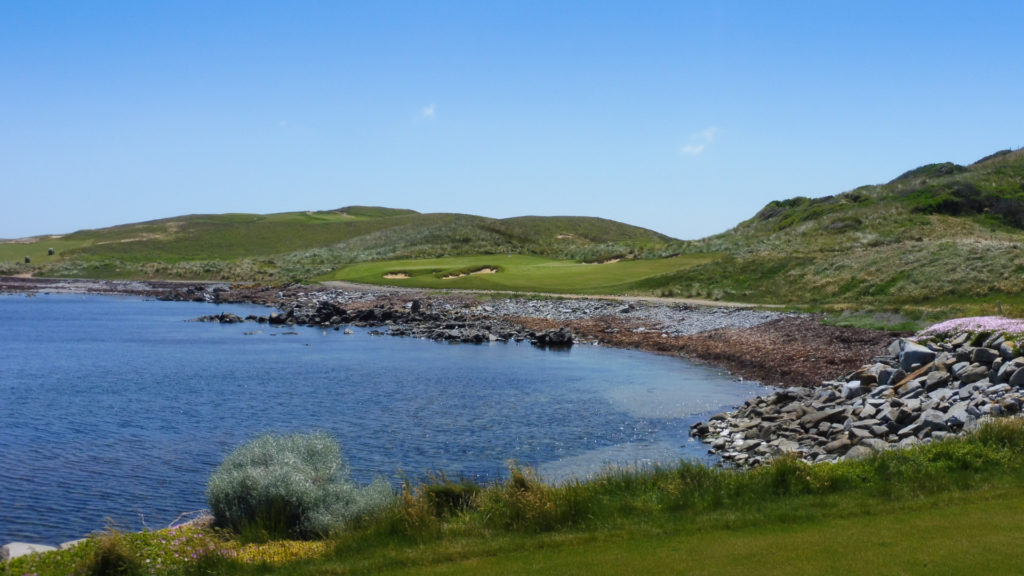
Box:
0;206;684;282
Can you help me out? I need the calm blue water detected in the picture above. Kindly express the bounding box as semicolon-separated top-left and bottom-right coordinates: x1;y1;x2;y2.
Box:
0;293;769;544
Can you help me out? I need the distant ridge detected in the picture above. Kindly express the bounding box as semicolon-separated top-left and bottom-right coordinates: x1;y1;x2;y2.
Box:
5;147;1024;316
0;206;680;281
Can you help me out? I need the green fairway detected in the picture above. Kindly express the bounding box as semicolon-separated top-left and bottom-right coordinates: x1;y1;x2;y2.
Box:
319;253;720;294
376;486;1024;576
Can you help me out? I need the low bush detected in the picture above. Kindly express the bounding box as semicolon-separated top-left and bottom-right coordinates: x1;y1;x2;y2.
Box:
206;432;394;540
477;466;591;532
422;474;482;518
82;531;144;576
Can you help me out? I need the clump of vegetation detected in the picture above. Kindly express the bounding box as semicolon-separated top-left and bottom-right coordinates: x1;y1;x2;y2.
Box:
206;432;394;540
83;530;144;576
420;474;482;518
9;419;1024;575
476;466;591;532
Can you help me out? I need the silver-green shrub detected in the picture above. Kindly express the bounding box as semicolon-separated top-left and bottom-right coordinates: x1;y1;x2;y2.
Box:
206;432;394;539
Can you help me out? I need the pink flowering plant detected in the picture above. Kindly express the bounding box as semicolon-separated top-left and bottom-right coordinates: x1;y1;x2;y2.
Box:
918;316;1024;339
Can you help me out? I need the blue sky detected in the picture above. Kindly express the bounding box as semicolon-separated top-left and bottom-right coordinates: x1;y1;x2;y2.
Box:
2;1;1022;240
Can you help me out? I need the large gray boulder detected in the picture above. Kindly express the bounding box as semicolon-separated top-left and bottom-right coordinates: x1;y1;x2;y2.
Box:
959;364;991;384
971;347;1001;364
1010;365;1024;388
845;445;875;460
918;409;949;432
531;327;574;348
999;341;1020;360
1;542;58;561
895;340;936;371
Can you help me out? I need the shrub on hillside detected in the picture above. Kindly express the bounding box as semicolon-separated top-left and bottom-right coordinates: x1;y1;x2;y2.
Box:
206;432;394;540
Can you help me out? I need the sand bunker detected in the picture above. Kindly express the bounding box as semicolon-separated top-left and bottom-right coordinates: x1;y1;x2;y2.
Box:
442;267;498;279
583;258;622;265
383;272;411;279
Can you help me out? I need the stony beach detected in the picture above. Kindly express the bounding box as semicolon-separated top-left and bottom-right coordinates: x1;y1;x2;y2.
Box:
5;276;1023;562
692;326;1024;467
1;275;898;388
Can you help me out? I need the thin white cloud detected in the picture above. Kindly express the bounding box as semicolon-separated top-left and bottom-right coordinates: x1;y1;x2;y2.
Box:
420;104;436;119
680;143;705;156
679;125;719;156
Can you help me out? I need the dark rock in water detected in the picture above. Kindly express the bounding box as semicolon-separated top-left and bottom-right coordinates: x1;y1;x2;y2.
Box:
531;327;574;348
194;312;245;324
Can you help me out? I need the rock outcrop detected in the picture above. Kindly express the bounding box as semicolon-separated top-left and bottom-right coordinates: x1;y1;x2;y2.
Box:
1;542;58;561
194;294;576;348
691;330;1024;467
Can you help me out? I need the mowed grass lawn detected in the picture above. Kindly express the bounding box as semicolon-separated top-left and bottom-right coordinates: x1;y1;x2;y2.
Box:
269;482;1024;576
320;254;720;294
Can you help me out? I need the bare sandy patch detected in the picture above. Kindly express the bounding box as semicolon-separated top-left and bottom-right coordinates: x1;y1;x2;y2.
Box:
583;258;622;265
442;267;498;280
95;233;165;245
93;222;182;245
383;272;411;279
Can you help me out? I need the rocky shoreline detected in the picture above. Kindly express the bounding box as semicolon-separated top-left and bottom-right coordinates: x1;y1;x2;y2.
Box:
1;276;899;386
5;276;1019;561
691;328;1024;467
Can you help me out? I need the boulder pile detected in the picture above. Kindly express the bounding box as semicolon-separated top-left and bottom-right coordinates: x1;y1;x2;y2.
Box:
691;329;1024;467
196;295;575;348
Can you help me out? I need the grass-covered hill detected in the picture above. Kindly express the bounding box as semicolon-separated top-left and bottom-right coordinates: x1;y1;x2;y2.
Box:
642;147;1024;315
0;206;681;282
5;147;1024;316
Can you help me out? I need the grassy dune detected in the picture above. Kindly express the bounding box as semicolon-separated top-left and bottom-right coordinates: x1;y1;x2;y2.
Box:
638;147;1024;316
